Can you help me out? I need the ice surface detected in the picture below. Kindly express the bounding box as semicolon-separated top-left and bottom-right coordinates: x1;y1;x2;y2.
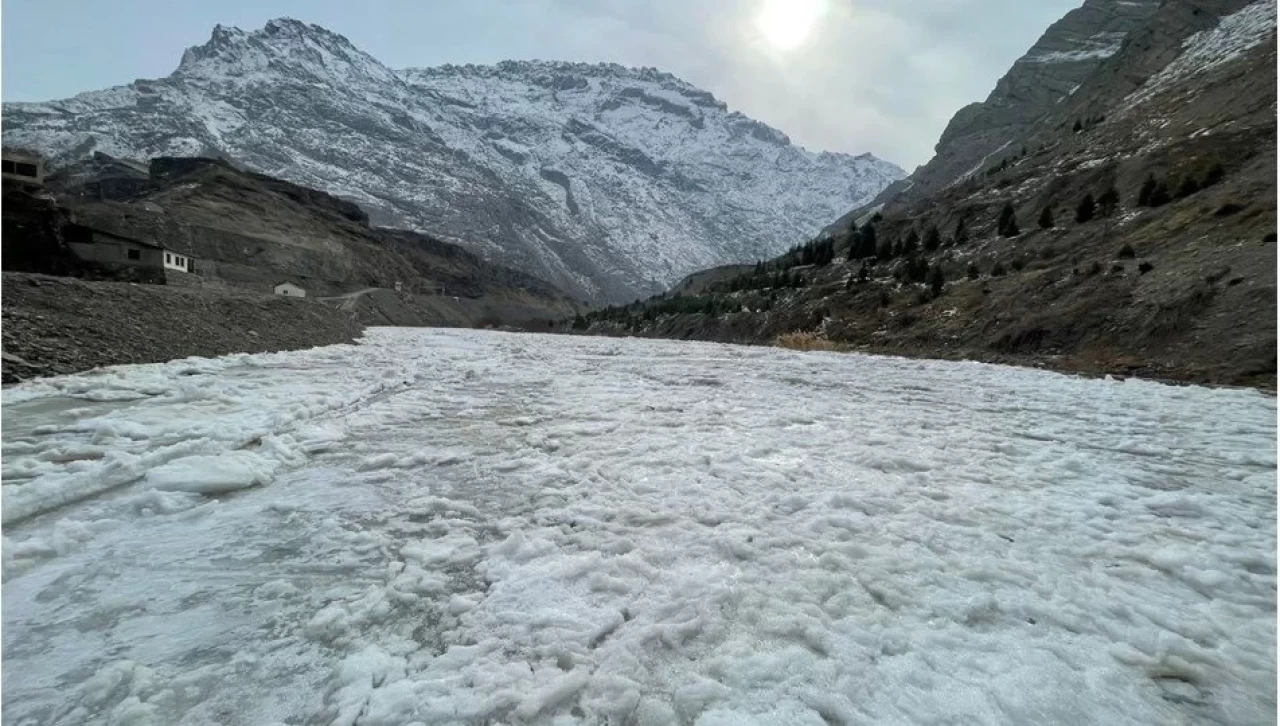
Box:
146;451;276;493
2;328;1275;724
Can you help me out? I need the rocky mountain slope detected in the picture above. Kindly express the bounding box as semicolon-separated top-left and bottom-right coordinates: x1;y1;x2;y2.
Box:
576;0;1278;388
2;19;903;303
837;0;1163;225
49;155;581;327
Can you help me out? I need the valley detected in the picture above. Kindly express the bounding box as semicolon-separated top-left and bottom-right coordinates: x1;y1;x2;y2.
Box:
0;1;1275;723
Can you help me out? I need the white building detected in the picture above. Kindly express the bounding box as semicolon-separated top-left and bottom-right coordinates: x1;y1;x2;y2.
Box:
163;251;192;273
274;282;306;298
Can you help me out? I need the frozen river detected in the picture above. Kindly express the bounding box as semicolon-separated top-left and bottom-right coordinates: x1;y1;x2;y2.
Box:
2;328;1275;724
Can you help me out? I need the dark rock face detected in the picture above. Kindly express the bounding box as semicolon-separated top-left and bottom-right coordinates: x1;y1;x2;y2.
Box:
2;20;904;303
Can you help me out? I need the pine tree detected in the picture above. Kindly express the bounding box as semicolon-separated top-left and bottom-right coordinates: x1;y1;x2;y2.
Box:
846;230;862;261
1149;180;1171;207
903;230;920;256
954;218;969;246
967;262;980;280
812;239;831;267
1138;174;1158;207
857;263;870;283
1202;163;1225;188
924;226;941;252
1075;193;1096;223
1175;176;1200;199
904;256;929;284
929;265;945;297
991;262;1007;277
1038;205;1055;229
997;203;1020;237
860;224;878;258
1098;186;1119;216
1072;119;1083;133
878;238;894;261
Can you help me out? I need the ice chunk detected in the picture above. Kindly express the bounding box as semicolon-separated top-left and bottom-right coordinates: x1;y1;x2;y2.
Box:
146;451;275;494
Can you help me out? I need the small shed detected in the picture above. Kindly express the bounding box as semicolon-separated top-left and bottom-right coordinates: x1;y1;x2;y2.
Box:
274;282;306;298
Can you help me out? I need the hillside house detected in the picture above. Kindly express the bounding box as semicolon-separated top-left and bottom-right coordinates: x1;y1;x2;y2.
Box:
2;148;45;192
62;223;200;285
163;250;193;273
66;225;164;270
274;282;306;298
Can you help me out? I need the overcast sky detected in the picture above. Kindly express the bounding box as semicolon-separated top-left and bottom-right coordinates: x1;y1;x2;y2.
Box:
2;0;1077;169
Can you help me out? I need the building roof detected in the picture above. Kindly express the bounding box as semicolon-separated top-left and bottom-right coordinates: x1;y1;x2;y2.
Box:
67;223;165;251
2;147;43;163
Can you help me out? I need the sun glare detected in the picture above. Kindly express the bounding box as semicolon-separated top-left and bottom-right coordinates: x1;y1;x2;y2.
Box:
755;0;826;51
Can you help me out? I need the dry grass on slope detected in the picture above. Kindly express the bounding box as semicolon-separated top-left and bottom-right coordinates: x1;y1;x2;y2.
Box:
774;331;846;352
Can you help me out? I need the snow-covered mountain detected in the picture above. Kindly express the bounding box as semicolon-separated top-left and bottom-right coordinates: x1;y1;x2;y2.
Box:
2;19;905;302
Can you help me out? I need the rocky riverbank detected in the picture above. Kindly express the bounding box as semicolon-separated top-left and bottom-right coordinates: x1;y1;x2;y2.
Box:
2;273;364;382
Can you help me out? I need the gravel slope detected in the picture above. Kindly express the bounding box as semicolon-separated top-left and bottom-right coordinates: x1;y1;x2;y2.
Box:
1;273;363;382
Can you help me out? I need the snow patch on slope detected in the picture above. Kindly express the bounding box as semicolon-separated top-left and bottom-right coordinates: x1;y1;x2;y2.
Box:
1026;31;1129;63
1125;0;1277;109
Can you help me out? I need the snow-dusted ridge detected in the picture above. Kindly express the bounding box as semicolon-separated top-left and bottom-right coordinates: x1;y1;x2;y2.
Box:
2;18;904;302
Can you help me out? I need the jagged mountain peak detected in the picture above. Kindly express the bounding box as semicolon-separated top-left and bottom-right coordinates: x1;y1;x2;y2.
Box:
176;17;400;88
4;18;903;302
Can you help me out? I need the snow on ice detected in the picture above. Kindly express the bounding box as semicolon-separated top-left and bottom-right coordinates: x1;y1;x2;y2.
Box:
2;328;1275;724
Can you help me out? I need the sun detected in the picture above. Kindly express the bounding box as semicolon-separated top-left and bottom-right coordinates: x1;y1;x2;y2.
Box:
754;0;827;51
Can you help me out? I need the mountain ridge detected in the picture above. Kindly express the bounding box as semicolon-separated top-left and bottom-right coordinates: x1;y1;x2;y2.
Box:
3;18;904;303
